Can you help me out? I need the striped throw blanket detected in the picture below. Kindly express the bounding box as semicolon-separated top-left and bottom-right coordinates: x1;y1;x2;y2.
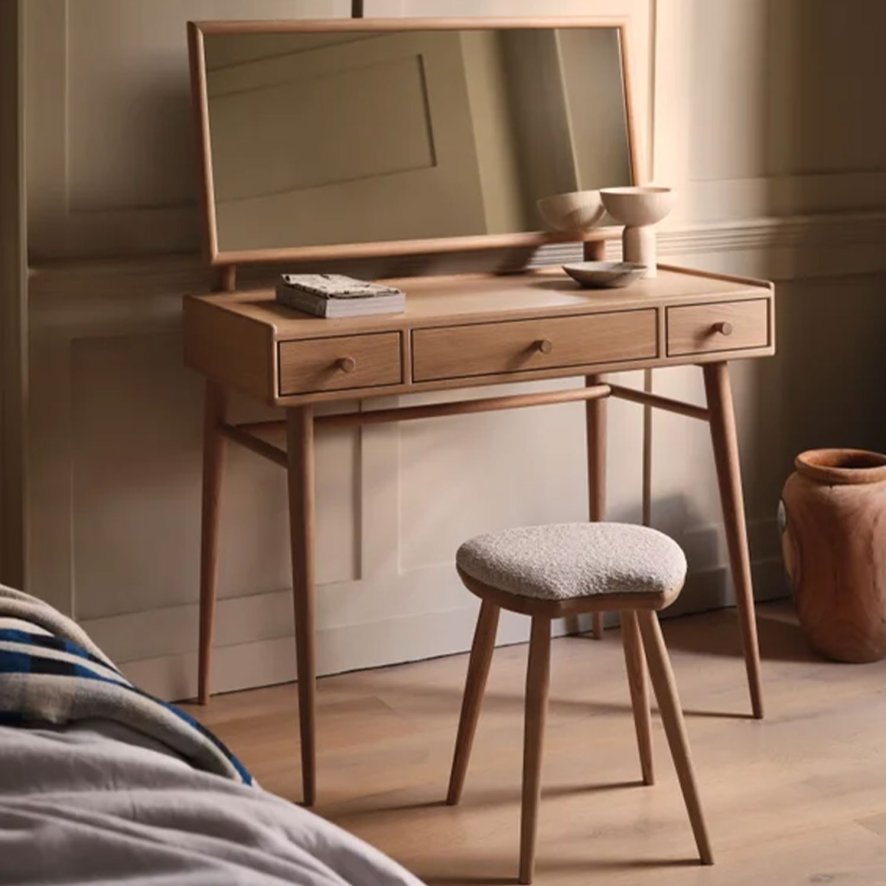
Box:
0;585;252;785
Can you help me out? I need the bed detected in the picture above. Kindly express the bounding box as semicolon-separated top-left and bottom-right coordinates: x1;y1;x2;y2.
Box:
0;586;424;885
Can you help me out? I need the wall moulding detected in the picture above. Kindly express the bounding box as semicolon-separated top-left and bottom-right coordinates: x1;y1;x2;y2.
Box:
27;211;886;336
660;211;886;268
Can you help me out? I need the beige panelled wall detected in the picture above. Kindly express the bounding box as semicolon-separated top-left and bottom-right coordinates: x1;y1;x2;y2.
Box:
23;0;886;699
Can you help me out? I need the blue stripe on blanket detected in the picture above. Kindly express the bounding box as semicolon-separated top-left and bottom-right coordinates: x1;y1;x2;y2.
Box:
0;649;30;674
27;654;112;682
0;627;125;676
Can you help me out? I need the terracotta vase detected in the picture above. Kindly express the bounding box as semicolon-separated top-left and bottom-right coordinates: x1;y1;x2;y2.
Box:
780;449;886;662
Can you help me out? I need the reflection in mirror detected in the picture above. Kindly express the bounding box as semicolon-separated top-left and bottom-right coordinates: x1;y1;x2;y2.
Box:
202;27;633;254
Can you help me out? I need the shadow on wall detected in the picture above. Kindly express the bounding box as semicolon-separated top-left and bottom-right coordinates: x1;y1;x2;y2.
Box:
747;0;886;509
690;0;886;597
642;490;787;618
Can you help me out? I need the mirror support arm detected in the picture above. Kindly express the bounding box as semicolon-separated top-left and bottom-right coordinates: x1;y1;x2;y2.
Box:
212;265;237;293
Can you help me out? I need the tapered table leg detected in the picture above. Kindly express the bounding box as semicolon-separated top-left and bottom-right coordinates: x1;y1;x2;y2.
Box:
702;362;764;719
286;406;317;805
197;381;226;705
586;374;607;640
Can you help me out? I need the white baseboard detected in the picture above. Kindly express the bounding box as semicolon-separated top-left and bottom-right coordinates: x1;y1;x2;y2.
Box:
100;600;539;702
88;557;788;702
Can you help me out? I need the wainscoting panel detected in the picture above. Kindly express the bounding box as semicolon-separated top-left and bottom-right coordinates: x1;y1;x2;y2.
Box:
24;0;350;259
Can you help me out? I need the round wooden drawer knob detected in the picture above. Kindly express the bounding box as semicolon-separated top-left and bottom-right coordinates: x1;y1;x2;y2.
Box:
337;356;357;373
535;339;554;354
713;321;734;336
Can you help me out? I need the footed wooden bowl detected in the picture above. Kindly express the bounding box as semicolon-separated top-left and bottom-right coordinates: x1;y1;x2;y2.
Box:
536;190;605;233
599;186;674;226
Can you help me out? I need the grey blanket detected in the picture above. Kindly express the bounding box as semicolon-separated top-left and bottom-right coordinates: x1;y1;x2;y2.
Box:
0;723;423;885
0;584;424;884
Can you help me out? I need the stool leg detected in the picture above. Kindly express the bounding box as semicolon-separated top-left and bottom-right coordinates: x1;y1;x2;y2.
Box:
447;600;500;805
520;617;552;885
620;611;654;785
637;611;714;865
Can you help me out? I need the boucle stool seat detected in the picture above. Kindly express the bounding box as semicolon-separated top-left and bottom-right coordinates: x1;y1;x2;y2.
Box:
456;522;687;606
447;522;712;884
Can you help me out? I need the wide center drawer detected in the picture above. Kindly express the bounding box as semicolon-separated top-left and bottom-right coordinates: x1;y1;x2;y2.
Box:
278;332;402;396
412;310;657;382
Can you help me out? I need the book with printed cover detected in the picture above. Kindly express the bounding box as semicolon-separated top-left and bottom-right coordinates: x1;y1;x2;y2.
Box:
275;274;406;318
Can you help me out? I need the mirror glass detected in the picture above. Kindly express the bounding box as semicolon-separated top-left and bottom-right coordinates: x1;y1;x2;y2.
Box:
202;27;633;253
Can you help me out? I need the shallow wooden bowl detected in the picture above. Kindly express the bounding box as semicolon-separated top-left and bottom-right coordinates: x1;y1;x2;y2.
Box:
562;261;647;289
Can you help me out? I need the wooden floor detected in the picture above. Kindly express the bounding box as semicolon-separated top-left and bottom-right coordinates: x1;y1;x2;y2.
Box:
186;602;886;885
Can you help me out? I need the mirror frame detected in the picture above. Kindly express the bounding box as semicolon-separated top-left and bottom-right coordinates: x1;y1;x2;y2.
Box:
187;17;642;272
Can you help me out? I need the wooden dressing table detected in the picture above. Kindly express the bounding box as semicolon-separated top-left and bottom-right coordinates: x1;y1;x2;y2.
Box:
183;262;775;806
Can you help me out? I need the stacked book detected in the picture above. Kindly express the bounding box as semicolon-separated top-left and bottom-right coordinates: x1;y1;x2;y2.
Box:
275;273;406;318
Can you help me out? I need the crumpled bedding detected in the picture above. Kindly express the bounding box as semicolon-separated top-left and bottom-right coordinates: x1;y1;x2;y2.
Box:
0;584;252;784
0;721;424;886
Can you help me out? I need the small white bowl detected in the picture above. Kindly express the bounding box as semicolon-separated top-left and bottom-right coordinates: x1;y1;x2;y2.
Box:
599;186;674;227
562;261;648;289
537;190;605;232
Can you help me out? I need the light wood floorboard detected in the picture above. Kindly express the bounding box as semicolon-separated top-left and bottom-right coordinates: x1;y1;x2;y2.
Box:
184;602;886;885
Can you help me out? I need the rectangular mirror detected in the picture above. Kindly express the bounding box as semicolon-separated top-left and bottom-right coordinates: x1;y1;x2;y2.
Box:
189;19;639;266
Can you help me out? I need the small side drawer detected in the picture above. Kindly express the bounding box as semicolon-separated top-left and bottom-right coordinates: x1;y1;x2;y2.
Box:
278;332;402;396
666;299;769;357
412;310;656;382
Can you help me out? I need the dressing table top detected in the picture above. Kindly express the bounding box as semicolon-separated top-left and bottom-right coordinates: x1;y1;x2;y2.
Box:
183;264;775;406
187;265;772;337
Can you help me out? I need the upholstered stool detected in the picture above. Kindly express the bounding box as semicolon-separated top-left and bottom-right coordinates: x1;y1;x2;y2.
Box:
446;522;713;883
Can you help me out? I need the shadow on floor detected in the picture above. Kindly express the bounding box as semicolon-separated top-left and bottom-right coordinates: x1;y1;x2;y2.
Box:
422;856;700;885
423;875;514;886
659;599;821;664
330;779;645;827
